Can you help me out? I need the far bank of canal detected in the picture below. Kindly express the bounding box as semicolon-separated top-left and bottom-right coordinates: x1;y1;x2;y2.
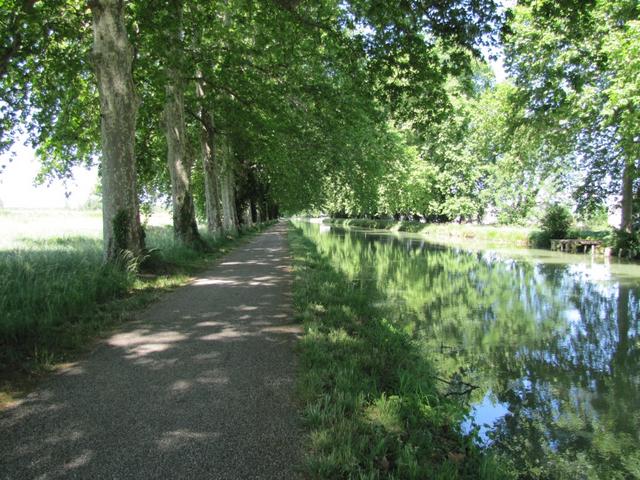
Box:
296;221;640;479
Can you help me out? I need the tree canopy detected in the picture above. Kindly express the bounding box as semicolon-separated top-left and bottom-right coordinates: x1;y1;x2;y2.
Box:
1;0;638;257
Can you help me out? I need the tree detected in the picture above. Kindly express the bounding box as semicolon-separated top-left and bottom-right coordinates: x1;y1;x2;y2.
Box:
89;0;144;260
504;0;640;232
163;0;202;247
195;72;223;234
1;0;506;259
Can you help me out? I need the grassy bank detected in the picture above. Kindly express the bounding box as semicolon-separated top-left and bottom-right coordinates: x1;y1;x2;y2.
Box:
0;209;274;403
325;218;533;245
289;225;508;479
325;218;609;248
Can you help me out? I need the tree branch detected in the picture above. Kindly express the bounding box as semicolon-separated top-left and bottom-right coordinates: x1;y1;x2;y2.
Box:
432;375;479;397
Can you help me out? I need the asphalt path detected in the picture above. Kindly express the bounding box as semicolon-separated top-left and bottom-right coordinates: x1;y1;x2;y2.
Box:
1;223;302;479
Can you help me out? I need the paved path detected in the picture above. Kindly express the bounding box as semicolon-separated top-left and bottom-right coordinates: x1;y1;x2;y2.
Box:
1;223;302;479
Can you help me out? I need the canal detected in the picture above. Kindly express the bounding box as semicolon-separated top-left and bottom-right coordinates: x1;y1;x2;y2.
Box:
297;221;640;479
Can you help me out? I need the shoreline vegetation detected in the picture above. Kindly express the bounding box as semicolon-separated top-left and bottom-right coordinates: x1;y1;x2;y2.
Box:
0;209;275;407
289;224;508;479
323;218;610;250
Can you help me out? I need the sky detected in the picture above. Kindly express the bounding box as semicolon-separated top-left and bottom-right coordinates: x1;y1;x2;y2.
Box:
0;140;98;209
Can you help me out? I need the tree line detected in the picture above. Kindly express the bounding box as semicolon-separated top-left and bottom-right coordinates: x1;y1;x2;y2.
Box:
1;0;637;261
324;0;639;239
1;0;501;260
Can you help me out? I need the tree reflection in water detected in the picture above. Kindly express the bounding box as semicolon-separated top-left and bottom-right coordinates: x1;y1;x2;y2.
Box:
300;222;640;479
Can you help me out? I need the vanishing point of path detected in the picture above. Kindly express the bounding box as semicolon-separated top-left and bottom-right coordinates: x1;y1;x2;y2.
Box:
1;223;302;479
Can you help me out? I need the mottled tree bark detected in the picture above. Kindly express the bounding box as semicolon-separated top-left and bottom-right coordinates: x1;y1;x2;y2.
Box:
196;75;222;235
164;0;201;247
620;159;635;233
89;0;144;262
219;137;239;233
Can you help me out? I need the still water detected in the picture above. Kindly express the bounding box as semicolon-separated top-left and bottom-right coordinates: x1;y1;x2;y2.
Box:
298;222;640;479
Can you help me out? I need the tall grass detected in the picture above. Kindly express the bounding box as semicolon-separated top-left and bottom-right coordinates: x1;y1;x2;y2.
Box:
0;209;274;373
289;225;509;479
0;237;130;350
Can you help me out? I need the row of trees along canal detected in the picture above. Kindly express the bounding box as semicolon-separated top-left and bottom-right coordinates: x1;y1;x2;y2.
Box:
1;1;638;262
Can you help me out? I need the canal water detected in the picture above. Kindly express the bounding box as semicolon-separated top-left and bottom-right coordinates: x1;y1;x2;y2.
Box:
297;221;640;479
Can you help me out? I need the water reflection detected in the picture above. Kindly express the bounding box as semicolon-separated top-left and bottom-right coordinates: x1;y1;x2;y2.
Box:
297;222;640;479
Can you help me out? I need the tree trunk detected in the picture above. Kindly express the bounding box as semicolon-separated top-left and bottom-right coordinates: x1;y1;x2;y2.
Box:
242;203;253;226
164;0;201;247
89;0;144;262
219;137;239;233
196;75;222;235
251;199;259;223
263;201;270;221
621;159;634;233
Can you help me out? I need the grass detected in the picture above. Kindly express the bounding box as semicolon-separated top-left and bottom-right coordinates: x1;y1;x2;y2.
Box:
325;218;610;248
0;208;104;248
289;224;510;479
0;208;274;405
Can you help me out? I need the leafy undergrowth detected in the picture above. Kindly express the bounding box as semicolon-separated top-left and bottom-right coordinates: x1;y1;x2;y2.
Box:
0;221;275;403
289;226;509;479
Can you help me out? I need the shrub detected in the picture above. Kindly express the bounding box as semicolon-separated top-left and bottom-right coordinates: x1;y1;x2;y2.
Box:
611;229;640;259
541;204;573;239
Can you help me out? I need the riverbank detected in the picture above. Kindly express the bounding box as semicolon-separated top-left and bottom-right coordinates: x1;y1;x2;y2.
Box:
293;220;640;479
0;211;275;406
289;224;507;479
325;218;533;245
324;218;609;248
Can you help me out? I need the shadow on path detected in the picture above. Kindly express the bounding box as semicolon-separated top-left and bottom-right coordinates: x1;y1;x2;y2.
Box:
0;223;302;479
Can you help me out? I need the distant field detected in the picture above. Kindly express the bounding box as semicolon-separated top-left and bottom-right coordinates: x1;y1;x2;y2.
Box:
0;209;102;249
0;208;174;249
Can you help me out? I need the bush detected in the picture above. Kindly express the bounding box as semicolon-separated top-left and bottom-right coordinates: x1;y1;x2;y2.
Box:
611;229;640;259
541;204;573;239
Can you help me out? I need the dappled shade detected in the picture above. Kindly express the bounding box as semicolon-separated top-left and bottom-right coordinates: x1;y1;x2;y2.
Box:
0;224;302;479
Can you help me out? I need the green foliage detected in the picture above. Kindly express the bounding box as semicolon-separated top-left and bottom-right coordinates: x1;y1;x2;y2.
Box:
504;0;640;228
541;204;574;240
2;0;505;226
320;60;575;226
611;229;640;259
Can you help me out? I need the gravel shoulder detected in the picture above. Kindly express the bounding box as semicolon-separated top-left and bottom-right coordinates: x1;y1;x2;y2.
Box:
0;223;302;479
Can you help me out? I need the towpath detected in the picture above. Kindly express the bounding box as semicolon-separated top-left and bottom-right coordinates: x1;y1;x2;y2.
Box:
0;223;302;479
